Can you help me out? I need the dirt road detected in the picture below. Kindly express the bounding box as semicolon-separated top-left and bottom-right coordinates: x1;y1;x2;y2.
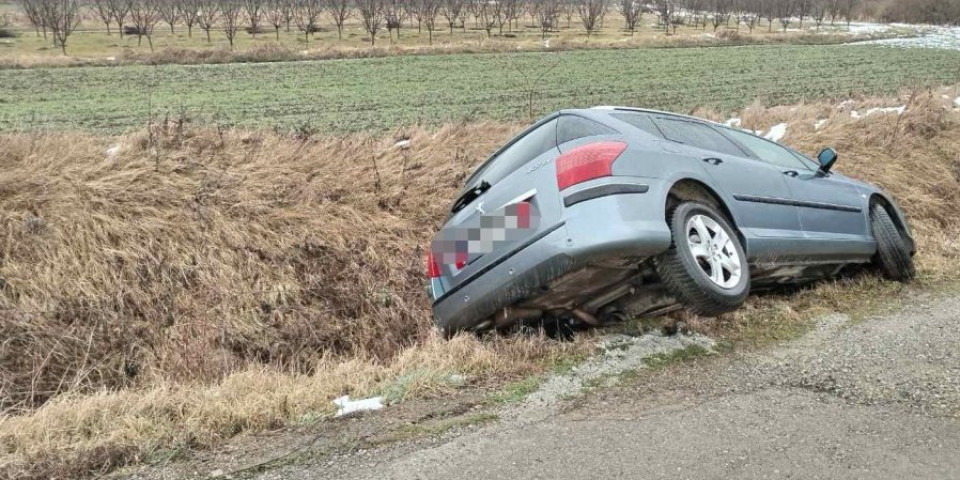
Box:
261;292;960;480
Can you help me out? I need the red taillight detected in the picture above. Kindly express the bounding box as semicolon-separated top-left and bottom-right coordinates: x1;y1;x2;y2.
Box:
555;141;628;190
427;250;442;278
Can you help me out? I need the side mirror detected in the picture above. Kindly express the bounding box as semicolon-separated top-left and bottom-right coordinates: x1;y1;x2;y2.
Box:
817;147;838;174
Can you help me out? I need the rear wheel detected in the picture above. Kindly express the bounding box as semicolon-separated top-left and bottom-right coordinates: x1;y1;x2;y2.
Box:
870;205;915;281
655;202;750;316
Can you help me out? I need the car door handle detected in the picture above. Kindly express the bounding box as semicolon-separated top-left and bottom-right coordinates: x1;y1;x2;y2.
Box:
702;157;723;166
783;170;799;177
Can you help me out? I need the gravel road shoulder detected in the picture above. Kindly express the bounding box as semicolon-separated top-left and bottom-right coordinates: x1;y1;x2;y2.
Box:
274;289;960;480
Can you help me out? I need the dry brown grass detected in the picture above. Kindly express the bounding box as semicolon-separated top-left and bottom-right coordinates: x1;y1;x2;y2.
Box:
0;120;526;411
0;31;875;69
1;88;959;479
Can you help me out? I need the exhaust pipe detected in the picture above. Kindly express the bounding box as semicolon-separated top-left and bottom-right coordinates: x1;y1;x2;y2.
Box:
493;307;542;328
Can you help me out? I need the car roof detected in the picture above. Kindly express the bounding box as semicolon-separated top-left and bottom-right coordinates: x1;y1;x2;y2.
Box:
588;106;725;126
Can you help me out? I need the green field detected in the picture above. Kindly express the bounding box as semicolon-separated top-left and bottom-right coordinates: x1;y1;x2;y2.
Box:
2;44;960;133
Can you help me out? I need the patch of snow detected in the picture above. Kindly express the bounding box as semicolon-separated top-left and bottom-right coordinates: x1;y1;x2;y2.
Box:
764;123;788;142
851;110;861;119
333;395;383;417
394;139;411;149
846;22;892;35
543;39;550;48
955;96;960;108
106;144;121;157
724;117;742;128
942;94;951;99
864;106;906;116
814;119;828;130
854;25;960;51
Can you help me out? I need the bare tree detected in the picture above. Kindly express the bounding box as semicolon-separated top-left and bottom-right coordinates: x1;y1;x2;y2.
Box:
37;0;82;54
18;0;48;38
266;0;286;38
384;0;404;40
220;0;244;47
179;0;201;36
652;0;675;32
618;0;642;34
533;0;559;38
775;0;795;31
840;0;857;28
441;0;464;33
196;0;220;42
281;0;295;29
811;0;828;29
795;0;809;27
326;0;352;39
158;0;182;33
683;0;706;30
739;0;761;31
106;0;134;37
500;0;522;31
419;0;441;42
827;0;841;24
90;0;114;34
764;0;776;30
357;0;385;44
244;0;265;35
476;0;503;36
711;0;731;30
129;0;162;50
576;0;605;36
293;0;323;42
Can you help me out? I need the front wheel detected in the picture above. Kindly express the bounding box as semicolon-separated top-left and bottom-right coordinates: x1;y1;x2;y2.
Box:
655;202;750;317
870;206;915;282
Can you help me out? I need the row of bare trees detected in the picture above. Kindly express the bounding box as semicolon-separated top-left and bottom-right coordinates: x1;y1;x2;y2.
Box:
17;0;875;54
649;0;862;34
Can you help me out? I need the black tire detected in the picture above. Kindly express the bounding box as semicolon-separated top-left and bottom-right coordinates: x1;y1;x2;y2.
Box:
870;206;915;282
655;202;750;317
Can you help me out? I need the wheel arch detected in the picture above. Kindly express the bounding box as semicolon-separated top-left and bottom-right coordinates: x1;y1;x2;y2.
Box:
664;178;745;249
868;193;916;254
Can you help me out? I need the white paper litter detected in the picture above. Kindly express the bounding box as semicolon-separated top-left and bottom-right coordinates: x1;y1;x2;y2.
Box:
955;96;960;108
850;110;861;119
814;119;828;130
394;139;412;149
106;144;121;157
333;395;383;417
763;123;788;142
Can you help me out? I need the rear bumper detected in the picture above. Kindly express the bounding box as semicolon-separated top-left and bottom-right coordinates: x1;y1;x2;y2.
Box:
432;185;670;332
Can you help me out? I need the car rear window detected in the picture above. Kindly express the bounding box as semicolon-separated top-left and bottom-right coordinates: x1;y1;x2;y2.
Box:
464;118;559;188
610;112;663;138
557;115;617;145
651;116;746;157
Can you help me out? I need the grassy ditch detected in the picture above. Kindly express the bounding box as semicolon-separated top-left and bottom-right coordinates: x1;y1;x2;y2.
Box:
1;88;959;478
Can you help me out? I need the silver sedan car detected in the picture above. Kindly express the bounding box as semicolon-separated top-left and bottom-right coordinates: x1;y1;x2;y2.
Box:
428;108;915;333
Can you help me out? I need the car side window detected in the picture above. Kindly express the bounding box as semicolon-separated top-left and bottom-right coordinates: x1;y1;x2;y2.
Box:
651;116;746;157
557;115;617;145
466;118;559;187
720;128;811;170
610;112;664;138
